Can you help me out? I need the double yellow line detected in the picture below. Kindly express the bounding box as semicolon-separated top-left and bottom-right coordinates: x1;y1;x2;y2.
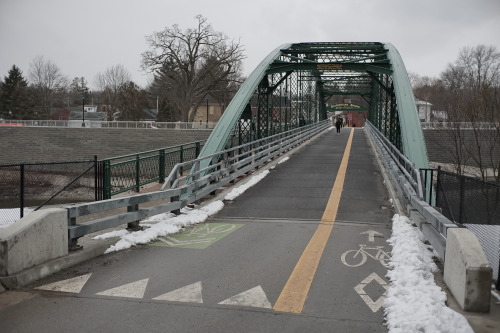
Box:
273;128;354;313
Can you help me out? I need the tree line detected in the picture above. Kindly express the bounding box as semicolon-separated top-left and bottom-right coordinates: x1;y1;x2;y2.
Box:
0;15;244;122
410;45;500;182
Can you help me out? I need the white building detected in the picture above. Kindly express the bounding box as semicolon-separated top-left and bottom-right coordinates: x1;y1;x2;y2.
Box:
415;99;432;122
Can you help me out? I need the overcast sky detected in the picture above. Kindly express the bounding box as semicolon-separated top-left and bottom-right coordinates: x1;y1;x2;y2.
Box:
1;0;499;90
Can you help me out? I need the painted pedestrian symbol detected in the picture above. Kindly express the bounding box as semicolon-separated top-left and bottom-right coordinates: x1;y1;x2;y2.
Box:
341;244;391;268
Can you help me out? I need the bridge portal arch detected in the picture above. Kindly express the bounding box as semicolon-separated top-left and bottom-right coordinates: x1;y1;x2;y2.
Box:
198;42;429;171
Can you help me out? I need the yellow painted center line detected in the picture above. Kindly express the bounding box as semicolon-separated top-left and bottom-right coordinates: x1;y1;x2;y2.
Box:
273;128;354;314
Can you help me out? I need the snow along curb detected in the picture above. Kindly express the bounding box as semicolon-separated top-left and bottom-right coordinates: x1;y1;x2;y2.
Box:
384;214;474;333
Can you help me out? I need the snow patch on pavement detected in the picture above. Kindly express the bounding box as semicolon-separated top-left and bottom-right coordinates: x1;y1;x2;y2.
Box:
103;200;224;253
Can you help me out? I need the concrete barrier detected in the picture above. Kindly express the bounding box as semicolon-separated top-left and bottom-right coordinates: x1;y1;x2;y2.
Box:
0;208;67;288
444;228;492;312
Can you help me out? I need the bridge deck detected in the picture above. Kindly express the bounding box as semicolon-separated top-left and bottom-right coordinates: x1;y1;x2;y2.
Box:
0;127;395;332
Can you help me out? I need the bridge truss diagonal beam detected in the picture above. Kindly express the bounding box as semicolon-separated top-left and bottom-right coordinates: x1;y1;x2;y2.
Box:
196;42;429;175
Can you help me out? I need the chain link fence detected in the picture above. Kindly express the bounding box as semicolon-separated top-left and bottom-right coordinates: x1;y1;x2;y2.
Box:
0;159;103;228
423;168;500;285
103;141;205;198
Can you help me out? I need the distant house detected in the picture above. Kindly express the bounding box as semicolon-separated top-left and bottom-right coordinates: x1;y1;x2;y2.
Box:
111;108;158;121
69;110;107;121
84;105;98;113
51;107;72;120
189;97;225;126
51;106;104;121
416;99;432;122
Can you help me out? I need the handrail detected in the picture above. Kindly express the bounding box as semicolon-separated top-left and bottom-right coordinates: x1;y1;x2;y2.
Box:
366;120;424;198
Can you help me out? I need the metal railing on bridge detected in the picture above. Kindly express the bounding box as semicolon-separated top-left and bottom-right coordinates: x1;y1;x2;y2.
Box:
367;120;499;287
65;120;331;250
365;121;424;198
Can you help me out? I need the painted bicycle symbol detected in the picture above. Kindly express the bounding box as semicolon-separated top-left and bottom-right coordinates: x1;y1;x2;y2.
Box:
187;223;236;238
156;223;239;247
341;244;391;268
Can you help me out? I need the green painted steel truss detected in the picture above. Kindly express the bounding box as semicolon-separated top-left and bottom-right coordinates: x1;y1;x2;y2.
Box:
198;42;429;171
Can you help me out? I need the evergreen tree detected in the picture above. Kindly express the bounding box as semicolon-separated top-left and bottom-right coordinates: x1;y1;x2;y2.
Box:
117;81;149;121
0;65;30;119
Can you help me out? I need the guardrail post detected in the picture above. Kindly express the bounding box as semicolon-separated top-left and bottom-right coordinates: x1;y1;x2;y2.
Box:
429;169;434;205
196;141;201;158
127;204;141;230
135;155;140;192
171;168;181;215
104;160;111;199
459;176;465;224
436;166;441;206
19;164;24;219
229;150;236;184
68;216;82;251
94;156;98;201
179;145;184;176
193;160;201;204
159;149;165;183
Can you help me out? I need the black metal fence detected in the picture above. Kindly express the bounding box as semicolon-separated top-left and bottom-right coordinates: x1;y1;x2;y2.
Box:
0;158;104;227
431;168;500;226
421;167;500;286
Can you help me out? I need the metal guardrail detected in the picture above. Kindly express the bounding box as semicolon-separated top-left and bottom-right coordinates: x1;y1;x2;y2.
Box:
365;121;424;198
66;120;331;250
365;120;459;260
0;119;218;129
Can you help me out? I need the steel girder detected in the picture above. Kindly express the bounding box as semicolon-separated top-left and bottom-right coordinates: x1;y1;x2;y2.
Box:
197;42;429;172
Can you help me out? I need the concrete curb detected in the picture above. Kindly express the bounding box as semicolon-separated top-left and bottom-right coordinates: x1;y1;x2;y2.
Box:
0;237;116;289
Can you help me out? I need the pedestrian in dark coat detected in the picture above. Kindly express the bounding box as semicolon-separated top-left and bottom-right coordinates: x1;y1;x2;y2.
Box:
335;118;342;134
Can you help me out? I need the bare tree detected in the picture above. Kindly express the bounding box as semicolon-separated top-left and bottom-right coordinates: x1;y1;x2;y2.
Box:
28;56;69;118
94;64;131;120
440;45;500;182
142;15;245;122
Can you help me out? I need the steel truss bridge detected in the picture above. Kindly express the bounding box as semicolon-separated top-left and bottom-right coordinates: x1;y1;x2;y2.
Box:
200;42;429;170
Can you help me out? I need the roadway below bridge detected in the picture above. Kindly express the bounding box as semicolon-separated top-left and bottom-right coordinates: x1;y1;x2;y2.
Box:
0;127;396;332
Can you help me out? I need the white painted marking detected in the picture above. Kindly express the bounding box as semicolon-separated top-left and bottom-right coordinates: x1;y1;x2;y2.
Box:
152;281;203;303
96;278;149;299
341;245;390;267
218;286;272;309
360;230;383;242
35;273;92;293
354;272;388;312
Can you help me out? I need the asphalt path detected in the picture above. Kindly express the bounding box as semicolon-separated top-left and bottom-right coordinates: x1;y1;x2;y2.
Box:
0;127;395;332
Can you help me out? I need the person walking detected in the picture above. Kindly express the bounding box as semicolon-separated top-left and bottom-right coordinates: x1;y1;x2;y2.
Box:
335;118;342;135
